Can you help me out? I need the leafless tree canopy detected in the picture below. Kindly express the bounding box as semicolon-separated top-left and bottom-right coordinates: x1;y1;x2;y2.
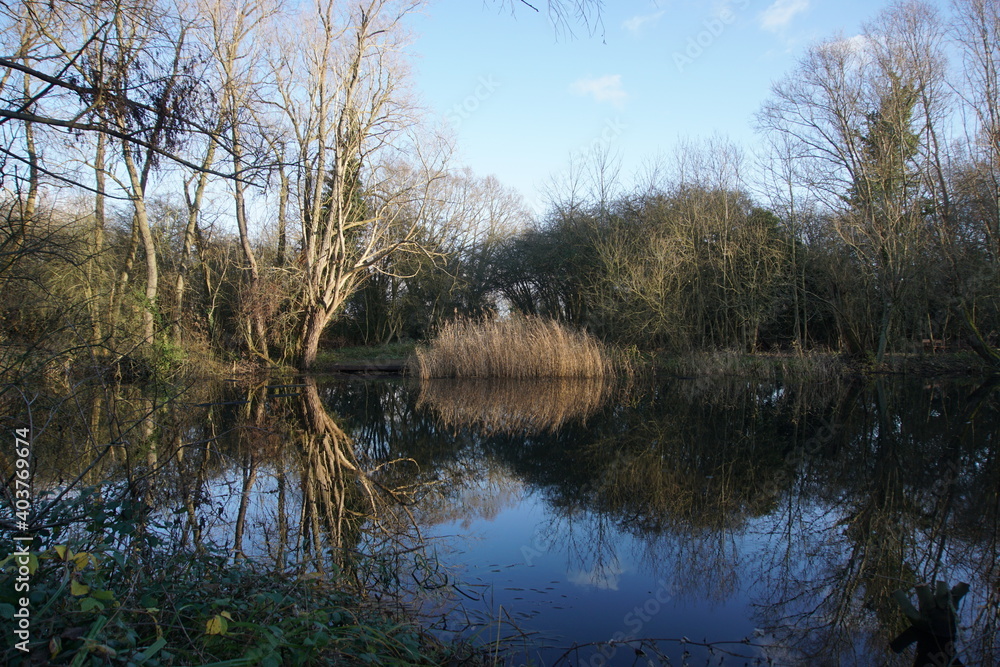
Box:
2;0;999;373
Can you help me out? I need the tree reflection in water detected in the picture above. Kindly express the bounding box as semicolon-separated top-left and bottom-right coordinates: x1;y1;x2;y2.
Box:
745;378;999;665
325;374;999;665
27;373;998;664
25;375;440;602
220;377;432;586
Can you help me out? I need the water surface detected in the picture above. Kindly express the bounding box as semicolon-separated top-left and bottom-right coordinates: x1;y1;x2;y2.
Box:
318;374;999;665
33;373;1000;665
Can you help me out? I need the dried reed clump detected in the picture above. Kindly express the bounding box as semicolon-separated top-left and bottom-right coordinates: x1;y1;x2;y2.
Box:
416;377;611;435
409;317;614;379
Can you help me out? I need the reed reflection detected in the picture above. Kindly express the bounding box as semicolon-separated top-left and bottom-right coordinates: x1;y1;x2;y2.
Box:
27;373;997;664
416;377;613;435
358;375;999;664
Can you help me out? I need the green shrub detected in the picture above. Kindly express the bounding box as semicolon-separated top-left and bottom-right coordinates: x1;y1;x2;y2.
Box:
0;488;463;665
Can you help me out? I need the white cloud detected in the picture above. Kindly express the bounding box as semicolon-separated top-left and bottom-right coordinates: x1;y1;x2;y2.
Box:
760;0;809;32
570;74;627;109
818;33;869;59
622;10;665;34
568;564;624;590
839;33;869;54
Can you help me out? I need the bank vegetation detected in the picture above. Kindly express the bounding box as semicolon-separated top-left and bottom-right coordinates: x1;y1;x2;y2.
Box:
2;1;1000;381
3;0;1000;660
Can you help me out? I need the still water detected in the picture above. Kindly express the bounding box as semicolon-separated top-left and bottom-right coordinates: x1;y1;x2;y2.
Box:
46;373;1000;665
319;374;998;665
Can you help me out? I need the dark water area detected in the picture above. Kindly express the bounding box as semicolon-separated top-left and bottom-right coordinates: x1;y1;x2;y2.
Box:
28;372;1000;665
324;375;1000;666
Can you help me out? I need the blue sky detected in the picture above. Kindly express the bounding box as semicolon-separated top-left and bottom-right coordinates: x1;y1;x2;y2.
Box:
407;0;907;212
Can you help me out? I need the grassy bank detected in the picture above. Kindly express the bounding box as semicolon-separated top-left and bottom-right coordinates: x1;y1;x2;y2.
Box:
409;318;615;380
307;332;995;381
316;341;418;365
652;349;848;381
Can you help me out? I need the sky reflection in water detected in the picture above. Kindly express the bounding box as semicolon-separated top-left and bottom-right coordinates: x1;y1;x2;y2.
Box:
176;374;1000;666
328;375;999;666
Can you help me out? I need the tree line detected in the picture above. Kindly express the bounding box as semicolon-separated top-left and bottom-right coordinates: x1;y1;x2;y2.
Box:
491;0;1000;364
1;0;999;374
1;0;456;371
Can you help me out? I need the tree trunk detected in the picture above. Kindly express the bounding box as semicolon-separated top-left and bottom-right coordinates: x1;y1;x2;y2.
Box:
108;216;139;343
194;221;222;348
232;452;259;559
277;160;288;267
963;305;1000;366
299;307;328;370
84;130;107;346
21;33;38;225
123;147;158;346
22;114;38;223
232;128;268;358
175;137;216;342
876;299;893;363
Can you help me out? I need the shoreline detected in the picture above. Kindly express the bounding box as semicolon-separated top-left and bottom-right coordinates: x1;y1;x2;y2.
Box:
301;344;998;381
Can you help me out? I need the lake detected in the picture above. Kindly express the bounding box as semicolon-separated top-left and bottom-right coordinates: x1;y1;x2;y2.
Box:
35;372;1000;665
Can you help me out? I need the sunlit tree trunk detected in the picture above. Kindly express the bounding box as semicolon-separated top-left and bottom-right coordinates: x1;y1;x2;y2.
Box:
14;4;40;226
122;147;159;345
276;148;289;267
21;78;38;224
175;129;218;342
231;128;269;357
90;130;107;344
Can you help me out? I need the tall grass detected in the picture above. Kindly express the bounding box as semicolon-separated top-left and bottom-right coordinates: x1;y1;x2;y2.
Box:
409;317;614;379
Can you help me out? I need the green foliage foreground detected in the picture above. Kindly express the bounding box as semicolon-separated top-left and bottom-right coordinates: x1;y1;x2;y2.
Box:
0;489;461;666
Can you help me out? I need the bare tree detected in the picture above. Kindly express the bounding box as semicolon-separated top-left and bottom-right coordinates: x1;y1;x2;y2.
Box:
0;1;233;185
105;3;203;345
952;0;1000;364
271;0;445;369
496;0;604;37
192;0;282;356
758;1;948;361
